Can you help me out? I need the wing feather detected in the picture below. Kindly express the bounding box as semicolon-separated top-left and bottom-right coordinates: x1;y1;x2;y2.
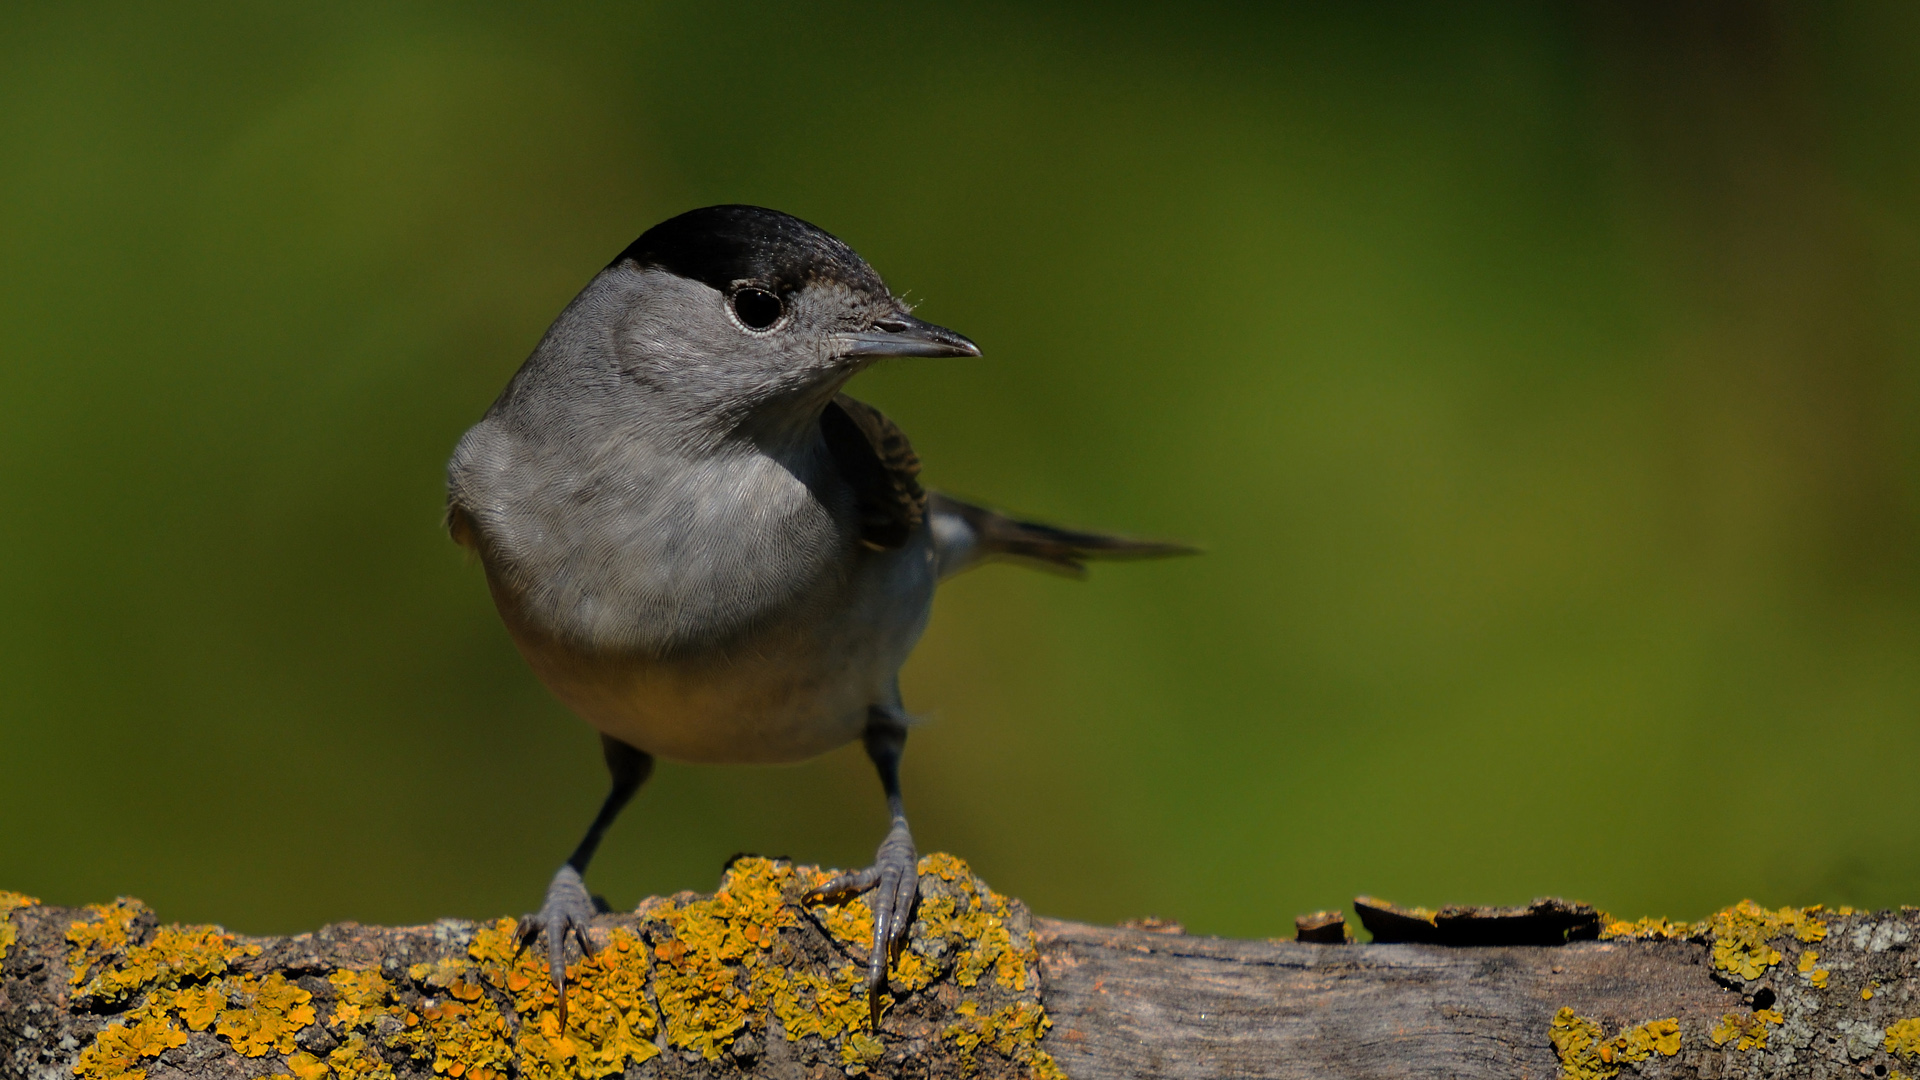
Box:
820;394;927;550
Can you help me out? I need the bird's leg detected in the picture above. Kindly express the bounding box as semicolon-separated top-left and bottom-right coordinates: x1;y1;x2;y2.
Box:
808;707;917;1030
516;733;652;1026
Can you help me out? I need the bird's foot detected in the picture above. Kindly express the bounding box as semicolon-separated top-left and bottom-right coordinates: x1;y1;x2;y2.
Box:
808;817;918;1030
515;865;598;1027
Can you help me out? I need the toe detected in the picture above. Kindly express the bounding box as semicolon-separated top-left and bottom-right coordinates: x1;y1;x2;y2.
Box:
517;864;600;1026
808;866;880;902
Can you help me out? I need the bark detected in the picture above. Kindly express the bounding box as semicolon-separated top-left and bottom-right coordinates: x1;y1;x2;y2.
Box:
5;869;1919;1080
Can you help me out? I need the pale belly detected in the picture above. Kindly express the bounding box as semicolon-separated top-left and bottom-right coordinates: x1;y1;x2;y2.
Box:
491;540;936;764
509;625;880;763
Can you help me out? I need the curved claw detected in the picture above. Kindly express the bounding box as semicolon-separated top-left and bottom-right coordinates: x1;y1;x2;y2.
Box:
514;865;599;1028
808;819;918;1030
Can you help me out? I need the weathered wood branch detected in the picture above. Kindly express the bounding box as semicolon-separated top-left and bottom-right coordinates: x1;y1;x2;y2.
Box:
5;860;1919;1080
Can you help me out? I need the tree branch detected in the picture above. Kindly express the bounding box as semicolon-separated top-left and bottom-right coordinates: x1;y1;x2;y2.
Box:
5;864;1917;1080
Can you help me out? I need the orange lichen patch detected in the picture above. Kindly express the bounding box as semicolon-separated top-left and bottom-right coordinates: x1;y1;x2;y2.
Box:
1548;1009;1681;1080
530;929;659;1079
1887;1018;1920;1060
1610;1019;1683;1063
327;968;398;1031
913;879;1032;992
77;924;260;1005
71;999;189;1080
1709;1009;1782;1051
61;854;1054;1080
905;857;1058;1073
408;957;473;988
0;890;37;962
464;921;553;1014
1708;901;1825;981
839;1031;886;1075
1548;1010;1607;1080
809;890;876;951
67;899;148;988
1599;916;1702;941
1797;948;1831;989
328;1035;396;1080
756;961;870;1041
645;856;806;1059
391;994;514;1080
173;983;227;1031
459;919;661;1079
942;1001;1065;1079
280;1051;330;1080
892;946;934;993
215;973;316;1057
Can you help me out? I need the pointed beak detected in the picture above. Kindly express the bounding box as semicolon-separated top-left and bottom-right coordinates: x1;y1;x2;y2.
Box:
835;312;981;359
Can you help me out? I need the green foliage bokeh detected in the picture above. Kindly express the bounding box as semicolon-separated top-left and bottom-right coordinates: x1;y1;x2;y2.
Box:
5;2;1920;937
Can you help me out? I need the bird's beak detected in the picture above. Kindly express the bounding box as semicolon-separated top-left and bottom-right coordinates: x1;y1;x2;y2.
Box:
835;313;981;359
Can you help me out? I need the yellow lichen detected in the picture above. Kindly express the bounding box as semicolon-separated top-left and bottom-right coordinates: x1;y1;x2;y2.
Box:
1796;948;1830;989
810;888;875;951
646;858;800;1058
463;923;548;1013
327;968;398;1031
390;993;514;1080
79;924;260;1005
215;973;316;1057
1709;1009;1781;1051
0;890;37;963
174;983;227;1030
1548;1009;1680;1080
63;901;331;1080
451;918;660;1080
58;854;1053;1080
282;1051;329;1080
943;1000;1061;1078
892;946;935;993
636;852;1050;1068
1599;915;1703;941
72;999;189;1080
839;1031;886;1075
1887;1018;1920;1060
1708;901;1824;981
67;899;147;988
911;866;1034;993
408;956;471;987
758;961;870;1041
327;1035;395;1080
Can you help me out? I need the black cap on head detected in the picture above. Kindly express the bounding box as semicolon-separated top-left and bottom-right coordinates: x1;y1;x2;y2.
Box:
609;205;889;298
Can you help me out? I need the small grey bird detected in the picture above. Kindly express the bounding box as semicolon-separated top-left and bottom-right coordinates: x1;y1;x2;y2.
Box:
445;205;1190;1025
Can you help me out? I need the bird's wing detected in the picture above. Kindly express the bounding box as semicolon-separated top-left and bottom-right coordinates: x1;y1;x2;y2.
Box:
820;393;927;550
927;491;1199;580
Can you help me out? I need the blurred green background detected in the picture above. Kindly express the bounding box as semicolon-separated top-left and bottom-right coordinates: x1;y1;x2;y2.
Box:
5;1;1920;940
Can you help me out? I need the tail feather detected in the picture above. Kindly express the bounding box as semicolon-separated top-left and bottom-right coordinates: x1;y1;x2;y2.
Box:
928;492;1198;580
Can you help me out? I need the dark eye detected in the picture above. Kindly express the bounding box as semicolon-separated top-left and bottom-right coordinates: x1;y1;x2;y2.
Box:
731;287;783;330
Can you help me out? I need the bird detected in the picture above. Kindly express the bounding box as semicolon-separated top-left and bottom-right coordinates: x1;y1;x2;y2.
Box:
444;204;1193;1028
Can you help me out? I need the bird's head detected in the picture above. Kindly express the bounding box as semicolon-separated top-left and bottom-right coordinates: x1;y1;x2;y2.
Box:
560;205;977;439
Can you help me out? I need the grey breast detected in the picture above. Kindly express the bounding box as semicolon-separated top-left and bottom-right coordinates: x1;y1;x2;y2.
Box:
447;271;861;659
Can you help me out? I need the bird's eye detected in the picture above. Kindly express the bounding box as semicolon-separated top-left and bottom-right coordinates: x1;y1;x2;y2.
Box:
731;287;783;330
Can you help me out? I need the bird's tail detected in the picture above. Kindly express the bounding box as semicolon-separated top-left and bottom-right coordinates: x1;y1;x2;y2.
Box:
928;492;1198;580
